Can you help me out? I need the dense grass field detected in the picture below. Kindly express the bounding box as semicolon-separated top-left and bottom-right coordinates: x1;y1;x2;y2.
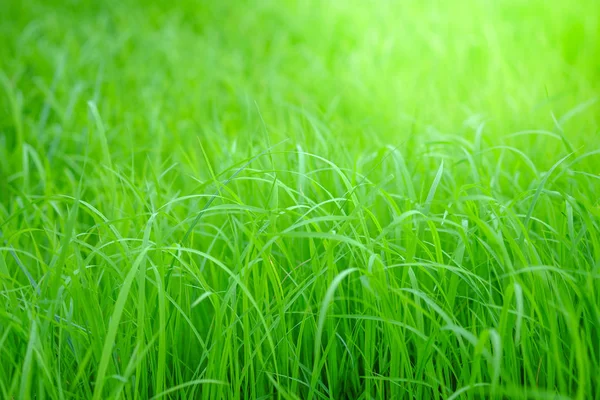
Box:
1;0;599;398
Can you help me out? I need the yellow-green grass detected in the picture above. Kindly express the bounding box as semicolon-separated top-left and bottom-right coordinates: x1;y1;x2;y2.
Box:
1;0;599;398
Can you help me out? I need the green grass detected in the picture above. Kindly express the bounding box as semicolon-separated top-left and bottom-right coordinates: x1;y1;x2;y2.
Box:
1;0;599;398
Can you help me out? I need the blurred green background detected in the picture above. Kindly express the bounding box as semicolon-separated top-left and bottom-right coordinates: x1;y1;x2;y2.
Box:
2;0;598;154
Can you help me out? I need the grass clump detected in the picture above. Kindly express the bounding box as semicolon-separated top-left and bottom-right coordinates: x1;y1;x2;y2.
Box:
1;0;599;398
